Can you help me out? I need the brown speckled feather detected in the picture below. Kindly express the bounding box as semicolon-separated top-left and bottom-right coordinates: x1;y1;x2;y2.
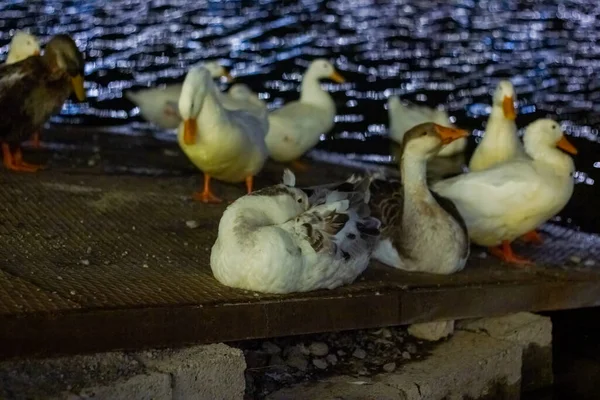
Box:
0;57;72;144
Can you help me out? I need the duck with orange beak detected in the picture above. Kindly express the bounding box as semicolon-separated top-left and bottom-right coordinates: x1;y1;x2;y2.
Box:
177;66;268;203
433;119;577;266
264;59;346;171
366;123;471;274
0;34;85;172
469;80;526;172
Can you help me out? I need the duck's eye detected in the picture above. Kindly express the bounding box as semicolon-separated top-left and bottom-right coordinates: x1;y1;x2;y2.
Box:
552;124;557;129
297;198;303;203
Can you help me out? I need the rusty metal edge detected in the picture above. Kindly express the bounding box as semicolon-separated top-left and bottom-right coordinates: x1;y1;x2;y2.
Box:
0;280;599;360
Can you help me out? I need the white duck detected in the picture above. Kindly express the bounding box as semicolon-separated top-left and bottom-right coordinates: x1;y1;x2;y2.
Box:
177;66;269;203
222;83;267;119
4;31;40;64
433;119;577;265
126;61;232;130
369;123;470;274
210;169;381;294
468;80;526;172
387;96;467;157
265;59;345;170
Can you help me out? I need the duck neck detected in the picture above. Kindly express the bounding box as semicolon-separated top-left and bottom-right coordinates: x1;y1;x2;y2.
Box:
526;143;575;177
401;153;432;200
300;73;333;108
197;84;227;137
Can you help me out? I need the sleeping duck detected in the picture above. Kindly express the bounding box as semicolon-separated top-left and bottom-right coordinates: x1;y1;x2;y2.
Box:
177;66;269;203
4;31;41;64
433;119;577;265
468;80;525;172
0;34;85;172
210;169;381;293
369;123;471;274
126;61;232;130
387;96;467;157
265;59;345;171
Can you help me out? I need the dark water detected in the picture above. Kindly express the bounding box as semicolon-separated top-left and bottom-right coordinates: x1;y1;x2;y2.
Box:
0;0;599;233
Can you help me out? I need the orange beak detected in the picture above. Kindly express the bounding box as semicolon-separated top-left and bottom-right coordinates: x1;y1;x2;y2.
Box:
33;50;40;56
71;74;86;102
433;124;470;145
183;118;197;145
502;96;516;120
557;135;577;155
329;70;345;83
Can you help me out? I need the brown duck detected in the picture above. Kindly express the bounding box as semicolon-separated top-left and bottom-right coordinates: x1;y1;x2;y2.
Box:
369;123;471;274
0;34;85;172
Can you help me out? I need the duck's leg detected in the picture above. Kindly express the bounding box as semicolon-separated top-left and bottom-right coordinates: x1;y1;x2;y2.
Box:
488;241;533;266
519;230;543;244
31;131;41;148
289;159;309;172
193;174;223;203
245;176;254;194
2;144;40;172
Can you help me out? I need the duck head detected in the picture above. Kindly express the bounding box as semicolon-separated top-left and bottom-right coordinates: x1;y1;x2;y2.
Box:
179;66;214;145
203;60;234;82
306;59;345;83
228;83;254;101
6;31;40;64
402;123;470;160
44;35;86;102
523;119;577;156
492;80;516;120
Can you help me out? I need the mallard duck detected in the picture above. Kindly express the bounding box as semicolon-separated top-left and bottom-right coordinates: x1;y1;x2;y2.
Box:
265;59;345;170
387;96;467;157
210;169;381;293
125;61;232;130
4;31;43;148
368;123;470;274
0;34;85;172
433;119;577;265
4;31;41;64
468;80;526;172
177;66;269;203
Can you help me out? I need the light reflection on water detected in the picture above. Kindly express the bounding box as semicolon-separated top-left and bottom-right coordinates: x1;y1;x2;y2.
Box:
0;0;599;232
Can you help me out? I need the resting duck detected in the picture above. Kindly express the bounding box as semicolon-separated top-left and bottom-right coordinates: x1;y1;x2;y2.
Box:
4;31;41;64
369;123;471;274
177;66;269;203
265;59;345;170
468;80;525;172
433;119;577;265
210;169;381;293
0;34;85;172
126;61;232;130
387;96;467;157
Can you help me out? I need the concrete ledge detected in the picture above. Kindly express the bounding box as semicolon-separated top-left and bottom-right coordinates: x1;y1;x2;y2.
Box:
0;343;245;400
267;331;522;400
458;312;553;392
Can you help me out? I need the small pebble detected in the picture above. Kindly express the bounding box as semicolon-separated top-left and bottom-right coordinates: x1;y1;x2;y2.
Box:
269;355;285;367
69;290;76;295
584;259;596;267
79;259;90;266
383;362;396;372
142;263;149;268
337;350;346;356
286;354;308;372
352;348;367;359
312;358;328;370
326;354;338;365
402;351;411;360
309;342;329;357
406;343;417;354
186;220;200;229
570;255;582;264
262;341;281;355
381;328;392;338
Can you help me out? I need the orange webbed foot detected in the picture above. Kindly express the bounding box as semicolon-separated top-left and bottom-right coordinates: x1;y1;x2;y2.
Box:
520;230;543;245
192;190;223;204
488;241;534;267
2;144;43;172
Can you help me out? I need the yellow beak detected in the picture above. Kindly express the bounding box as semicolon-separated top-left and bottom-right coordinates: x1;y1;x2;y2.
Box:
502;95;516;120
433;124;470;145
71;74;86;102
329;70;345;83
557;135;577;155
184;118;197;145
